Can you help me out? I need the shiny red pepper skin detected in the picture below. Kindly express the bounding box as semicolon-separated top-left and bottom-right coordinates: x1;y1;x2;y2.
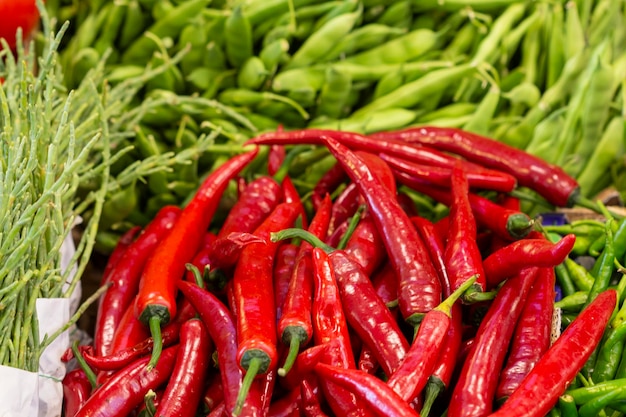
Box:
95;206;181;357
328;182;361;238
483;234;576;289
311;247;370;417
314;363;420;417
184;232;217;283
280;343;329;391
202;373;224;412
300;379;329;417
267;386;301;417
274;242;299;321
110;299;150;354
135;149;258;353
155;319;213;417
321;136;441;325
233;202;301;375
444;164;487;297
74;345;179;417
490;290;618;417
282;175;309;229
395;171;534;241
380;152;517;192
375;126;580;207
343;215;387;277
208;232;267;271
411;216;451;296
312;161;348;210
217;175;283;239
448;267;540;417
62;368;92;417
496;267;555;402
101;226;141;285
178;281;262;416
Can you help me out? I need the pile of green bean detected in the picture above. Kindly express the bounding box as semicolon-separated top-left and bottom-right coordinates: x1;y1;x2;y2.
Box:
45;0;626;247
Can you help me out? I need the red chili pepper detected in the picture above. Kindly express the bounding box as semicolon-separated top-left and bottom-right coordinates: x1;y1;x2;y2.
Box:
310;246;370;417
328;182;361;238
208;232;267;271
380;152;516;192
206;402;226;417
202;373;224;413
95;206;181;358
184;232;217;281
490;289;618;417
300;379;329;417
321;135;441;325
100;226;141;285
274;242;299;322
135;149;258;369
268;144;287;176
62;368;92;417
155;319;213;417
217;175;283;239
374;126;580;207
281;175;309;229
411;216;451;296
314;363;420;417
278;195;332;376
386;277;476;403
279;342;329;391
312;161;348;210
232;202;300;413
495;267;555;403
177;280;262;416
395;170;534;241
448;267;540;417
483;234;575;289
110;299;151;354
267;385;301;417
444;164;487;301
74;345;179;417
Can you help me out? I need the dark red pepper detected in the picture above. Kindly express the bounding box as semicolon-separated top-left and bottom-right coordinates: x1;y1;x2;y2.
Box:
155;319;213;417
395;170;534;241
274;242;300;322
483;234;576;289
380;152;517;192
328;182;361;238
100;226;141;285
448;267;540;417
495;267;555;403
135;149;258;369
74;345;179;417
320;135;441;325
490;289;617;417
95;206;181;357
202;373;224;413
411;216;451;296
110;299;150;355
311;160;348;210
279;343;329;391
278;195;332;376
300;379;329;417
444;164;487;301
62;368;92;417
374;126;580;207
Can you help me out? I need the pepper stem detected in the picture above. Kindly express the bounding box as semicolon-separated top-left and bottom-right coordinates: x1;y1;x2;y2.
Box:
420;377;445;417
436;275;478;316
271;228;334;253
234;357;261;416
278;336;301;377
143;389;157;417
146;316;163;371
71;340;97;389
185;263;205;289
463;288;498;304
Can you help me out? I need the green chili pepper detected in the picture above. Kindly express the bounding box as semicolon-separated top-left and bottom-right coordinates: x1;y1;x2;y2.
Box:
586;219;616;306
568;379;626;404
555;263;577;298
558;395;579;417
593;327;624;382
100;182;139;231
578;385;626;417
555;291;588;312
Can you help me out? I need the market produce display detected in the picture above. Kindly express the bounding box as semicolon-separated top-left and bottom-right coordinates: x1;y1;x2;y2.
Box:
0;0;625;415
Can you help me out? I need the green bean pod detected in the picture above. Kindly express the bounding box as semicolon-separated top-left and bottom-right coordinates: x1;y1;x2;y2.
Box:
546;2;566;89
372;68;404;100
462;83;500;136
374;0;412;30
118;0;148;50
260;39;290;75
225;5;254;69
322;24;407;62
93;0;128;56
315;66;353;119
311;0;360;33
237;57;269;90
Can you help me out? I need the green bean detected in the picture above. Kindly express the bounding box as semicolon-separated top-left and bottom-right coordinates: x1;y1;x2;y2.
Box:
578;116;625;198
260;39;290;75
310;108;418;134
203;41;227;71
312;0;360;33
546;2;566;89
342;28;441;66
244;0;320;26
286;7;362;69
293;18;317;41
413;114;474;129
179;20;209;77
352;63;475;118
322;24;407;62
316;66;353;119
152;0;175;20
121;0;210;64
565;0;586;61
218;89;309;120
118;0;148;50
412;0;522;13
93;0;128;56
225;5;254;69
372;68;404;100
69;48;101;89
499;9;542;66
462;82;500;136
518;9;543;87
417;102;478;122
374;0;412;30
442;22;478;61
237;57;269;90
558;395;579;417
203;14;227;47
262;24;294;47
145;52;186;94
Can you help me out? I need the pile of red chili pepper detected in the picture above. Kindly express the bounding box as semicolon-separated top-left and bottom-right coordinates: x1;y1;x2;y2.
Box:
61;126;622;417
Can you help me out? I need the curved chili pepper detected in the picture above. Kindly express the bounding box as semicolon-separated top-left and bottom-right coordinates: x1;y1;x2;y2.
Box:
490;290;618;417
100;226;141;284
280;343;329;391
209;232;267;271
380;152;517;192
74;345;179;417
135;149;258;369
233;202;300;413
314;363;420;417
155;319;213;417
274;242;299;322
395;170;534;241
342;215;387;277
95;206;181;357
320;135;441;325
386;277;476;403
448;267;540;417
483;234;576;289
328;182;361;238
444;164;486;301
496;267;555;402
62;368;92;417
310;246;370;417
268;144;286;176
177;280;262;416
300;379;329;417
312;160;348;210
411;216;451;296
375;126;580;207
281;175;309;230
217;175;283;239
278;195;332;376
